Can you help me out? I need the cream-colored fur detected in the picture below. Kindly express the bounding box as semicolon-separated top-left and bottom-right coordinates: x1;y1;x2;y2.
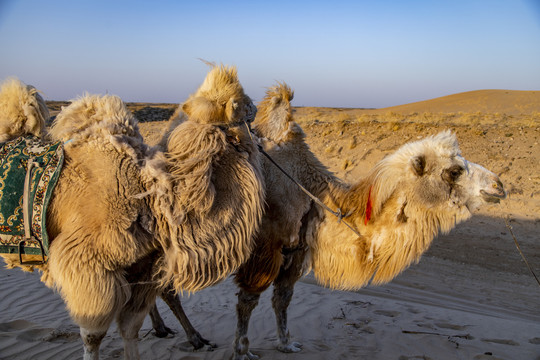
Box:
0;78;48;142
0;69;264;359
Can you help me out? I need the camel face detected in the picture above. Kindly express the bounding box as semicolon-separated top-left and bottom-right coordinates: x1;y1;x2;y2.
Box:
379;131;505;220
458;160;506;211
409;150;505;215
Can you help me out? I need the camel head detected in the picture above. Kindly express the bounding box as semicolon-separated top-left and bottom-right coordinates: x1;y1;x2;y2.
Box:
0;77;48;142
317;131;507;289
254;82;295;142
363;131;506;228
181;65;256;126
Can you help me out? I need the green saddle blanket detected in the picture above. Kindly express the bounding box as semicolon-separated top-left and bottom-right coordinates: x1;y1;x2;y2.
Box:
0;135;64;263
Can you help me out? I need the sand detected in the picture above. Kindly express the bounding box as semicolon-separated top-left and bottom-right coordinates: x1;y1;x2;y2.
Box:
1;90;539;359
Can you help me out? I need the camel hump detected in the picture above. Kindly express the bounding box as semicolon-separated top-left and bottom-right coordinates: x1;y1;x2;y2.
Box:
181;64;256;126
0;77;49;143
49;93;142;144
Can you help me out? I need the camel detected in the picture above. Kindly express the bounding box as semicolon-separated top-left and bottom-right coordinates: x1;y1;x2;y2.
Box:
229;82;506;360
145;82;507;359
0;65;265;360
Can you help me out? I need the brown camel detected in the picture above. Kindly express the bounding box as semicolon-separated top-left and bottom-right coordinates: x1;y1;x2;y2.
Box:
0;66;265;360
230;83;506;360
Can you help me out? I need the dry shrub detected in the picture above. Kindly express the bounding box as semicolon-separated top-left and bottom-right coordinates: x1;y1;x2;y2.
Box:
336;112;350;123
325;144;336;154
341;159;352;170
348;136;358;149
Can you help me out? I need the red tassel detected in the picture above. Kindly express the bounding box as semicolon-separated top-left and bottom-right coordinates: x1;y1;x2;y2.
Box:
365;186;373;225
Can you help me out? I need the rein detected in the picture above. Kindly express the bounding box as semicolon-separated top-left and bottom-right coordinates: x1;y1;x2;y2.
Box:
504;217;540;287
243;121;364;240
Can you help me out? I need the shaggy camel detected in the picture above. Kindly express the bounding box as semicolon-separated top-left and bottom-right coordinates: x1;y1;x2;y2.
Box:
0;66;265;360
145;82;506;359
229;83;506;360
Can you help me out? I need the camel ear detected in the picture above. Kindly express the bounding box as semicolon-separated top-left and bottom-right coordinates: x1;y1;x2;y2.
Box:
411;155;426;176
225;98;240;123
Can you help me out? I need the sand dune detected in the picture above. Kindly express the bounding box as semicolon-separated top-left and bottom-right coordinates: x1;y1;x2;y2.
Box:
369;89;540;115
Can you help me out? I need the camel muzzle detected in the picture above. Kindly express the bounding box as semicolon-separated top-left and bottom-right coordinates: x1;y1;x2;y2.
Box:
480;178;506;203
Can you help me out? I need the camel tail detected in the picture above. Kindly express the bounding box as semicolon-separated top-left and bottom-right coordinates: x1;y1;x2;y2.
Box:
0;77;49;142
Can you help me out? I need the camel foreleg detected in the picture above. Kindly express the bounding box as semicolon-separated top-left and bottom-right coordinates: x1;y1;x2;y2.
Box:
272;247;307;353
117;308;148;360
149;303;176;338
233;289;261;360
80;328;107;360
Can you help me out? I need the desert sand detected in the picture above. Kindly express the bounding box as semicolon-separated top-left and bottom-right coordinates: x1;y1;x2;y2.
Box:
0;90;538;359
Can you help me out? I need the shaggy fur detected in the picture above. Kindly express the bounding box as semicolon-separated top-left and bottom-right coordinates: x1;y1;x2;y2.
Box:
0;68;264;360
0;78;48;142
230;83;506;360
153;66;264;292
49;93;144;144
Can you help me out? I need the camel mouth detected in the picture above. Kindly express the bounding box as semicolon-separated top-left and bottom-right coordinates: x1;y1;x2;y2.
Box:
480;188;507;203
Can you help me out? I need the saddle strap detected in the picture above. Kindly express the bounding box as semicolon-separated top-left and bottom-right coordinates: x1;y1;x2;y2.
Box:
23;158;38;240
19;157;46;264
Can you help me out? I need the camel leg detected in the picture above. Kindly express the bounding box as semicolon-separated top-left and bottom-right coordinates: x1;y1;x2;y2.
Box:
80;328;107;360
116;308;147;360
272;248;307;353
233;289;261;360
160;289;216;350
149;303;176;338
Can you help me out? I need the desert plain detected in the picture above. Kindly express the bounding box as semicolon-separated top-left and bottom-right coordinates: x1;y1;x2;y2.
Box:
0;89;539;360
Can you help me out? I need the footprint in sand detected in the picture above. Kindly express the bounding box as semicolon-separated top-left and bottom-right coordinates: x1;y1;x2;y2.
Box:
374;310;401;317
42;328;80;343
473;353;506;360
434;322;467;331
345;318;375;334
0;320;52;342
480;338;519;346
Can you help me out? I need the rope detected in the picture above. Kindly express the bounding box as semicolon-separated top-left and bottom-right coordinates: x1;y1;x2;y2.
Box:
243;121;364;239
504;217;540;287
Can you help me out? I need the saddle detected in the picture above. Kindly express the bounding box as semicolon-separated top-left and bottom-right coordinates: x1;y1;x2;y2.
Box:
0;135;64;264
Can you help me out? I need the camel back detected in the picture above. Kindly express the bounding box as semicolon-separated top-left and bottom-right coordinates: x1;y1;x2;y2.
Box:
0;135;64;263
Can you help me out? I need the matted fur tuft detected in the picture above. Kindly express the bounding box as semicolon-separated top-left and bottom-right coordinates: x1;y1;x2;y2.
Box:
0;77;48;142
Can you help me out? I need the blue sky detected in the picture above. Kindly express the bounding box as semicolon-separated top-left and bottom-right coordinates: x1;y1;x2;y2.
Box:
0;0;539;108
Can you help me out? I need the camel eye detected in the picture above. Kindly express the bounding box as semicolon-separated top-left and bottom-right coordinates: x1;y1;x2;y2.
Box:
442;165;464;185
